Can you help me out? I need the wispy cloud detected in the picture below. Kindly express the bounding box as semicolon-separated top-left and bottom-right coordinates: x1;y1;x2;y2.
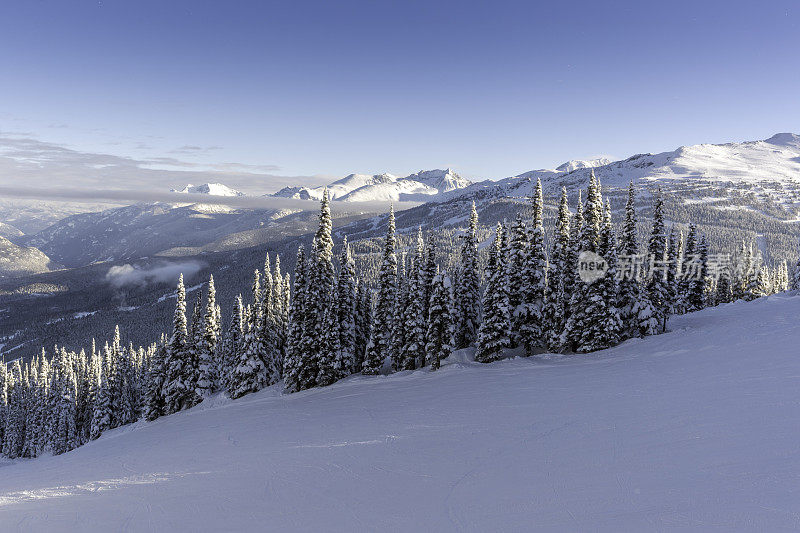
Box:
0;184;421;213
0;134;319;195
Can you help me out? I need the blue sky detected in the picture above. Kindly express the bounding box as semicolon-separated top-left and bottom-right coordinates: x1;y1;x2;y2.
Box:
0;0;798;193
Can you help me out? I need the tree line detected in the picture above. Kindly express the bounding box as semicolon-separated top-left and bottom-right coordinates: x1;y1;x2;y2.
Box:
1;172;797;458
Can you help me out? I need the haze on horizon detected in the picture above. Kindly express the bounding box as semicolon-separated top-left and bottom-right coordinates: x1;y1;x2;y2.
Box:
0;0;798;196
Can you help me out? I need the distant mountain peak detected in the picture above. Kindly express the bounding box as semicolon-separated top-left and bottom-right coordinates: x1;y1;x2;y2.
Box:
171;183;244;197
764;132;800;147
555;158;612;172
270;169;472;203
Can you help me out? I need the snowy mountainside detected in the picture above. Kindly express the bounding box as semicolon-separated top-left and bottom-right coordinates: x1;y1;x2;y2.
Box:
19;202;329;268
0;236;57;278
170;182;245;196
271;168;472;202
2;293;800;530
458;132;800;206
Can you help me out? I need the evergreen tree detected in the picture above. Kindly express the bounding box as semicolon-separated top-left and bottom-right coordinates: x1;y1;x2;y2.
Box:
90;350;112;440
665;228;679;314
401;230;427;370
543;188;571;352
283;246;309;393
425;271;454;370
688;235;709;310
616;181;640;339
754;263;771;298
0;359;7;447
453;201;481;349
793;238;800;290
229;271;270;398
505;213;528;348
143;337;166;422
337;237;358;375
196;275;219;398
564;172;606;352
363;207;398;375
475;223;511;363
163;274;198;413
220;296;245;395
390;259;409;372
353;281;372;373
646;190;670;332
420;236;437;322
3;361;25;458
519;178;547;355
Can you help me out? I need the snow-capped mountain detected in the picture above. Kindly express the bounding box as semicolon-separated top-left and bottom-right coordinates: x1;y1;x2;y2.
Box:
554;157;612;172
457;133;800;205
0;236;56;278
271;168;472;203
171;182;245;197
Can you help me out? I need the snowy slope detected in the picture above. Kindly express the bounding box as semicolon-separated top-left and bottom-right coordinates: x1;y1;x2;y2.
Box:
170;183;245;197
2;293;800;531
448;132;800;209
271;168;472;203
0;236;55;278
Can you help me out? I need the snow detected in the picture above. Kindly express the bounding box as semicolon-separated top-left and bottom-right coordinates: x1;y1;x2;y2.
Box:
170;183;244;197
270;169;472;203
2;294;800;530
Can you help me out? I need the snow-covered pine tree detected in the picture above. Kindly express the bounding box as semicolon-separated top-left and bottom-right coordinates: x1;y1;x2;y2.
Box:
560;190;585;351
336;237;357;375
793;239;800;290
163;274;199;414
271;255;287;362
715;267;733;304
754;263;771;298
51;348;77;455
90;348;112;439
401;229;427;370
420;235;437;322
645;190;670;332
777;261;789;292
0;359;7;447
220;295;245;395
475;223;511;363
22;360;40;457
229;271;270;398
316;291;342;387
616;181;640;339
3;361;25;458
363;207;398;375
665;228;679;314
116;342;138;425
425;270;454;370
353;281;372;373
143;336;167;421
307;190;338;388
195;275;219;398
680;225;697;308
283;246;309;393
504;213;528;349
594;200;623;348
453;201;481;350
564;172;605;352
390;257;408;371
686;234;709;309
519;178;547;355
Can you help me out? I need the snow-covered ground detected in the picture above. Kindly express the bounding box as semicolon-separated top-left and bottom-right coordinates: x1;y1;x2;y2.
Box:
2;294;800;531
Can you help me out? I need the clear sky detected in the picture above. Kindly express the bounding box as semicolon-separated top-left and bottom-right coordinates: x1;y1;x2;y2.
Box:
0;0;798;193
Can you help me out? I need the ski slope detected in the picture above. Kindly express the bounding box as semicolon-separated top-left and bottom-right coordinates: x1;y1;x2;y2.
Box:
2;294;800;531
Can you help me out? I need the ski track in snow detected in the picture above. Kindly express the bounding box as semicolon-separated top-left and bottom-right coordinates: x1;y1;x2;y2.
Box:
2;294;800;531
